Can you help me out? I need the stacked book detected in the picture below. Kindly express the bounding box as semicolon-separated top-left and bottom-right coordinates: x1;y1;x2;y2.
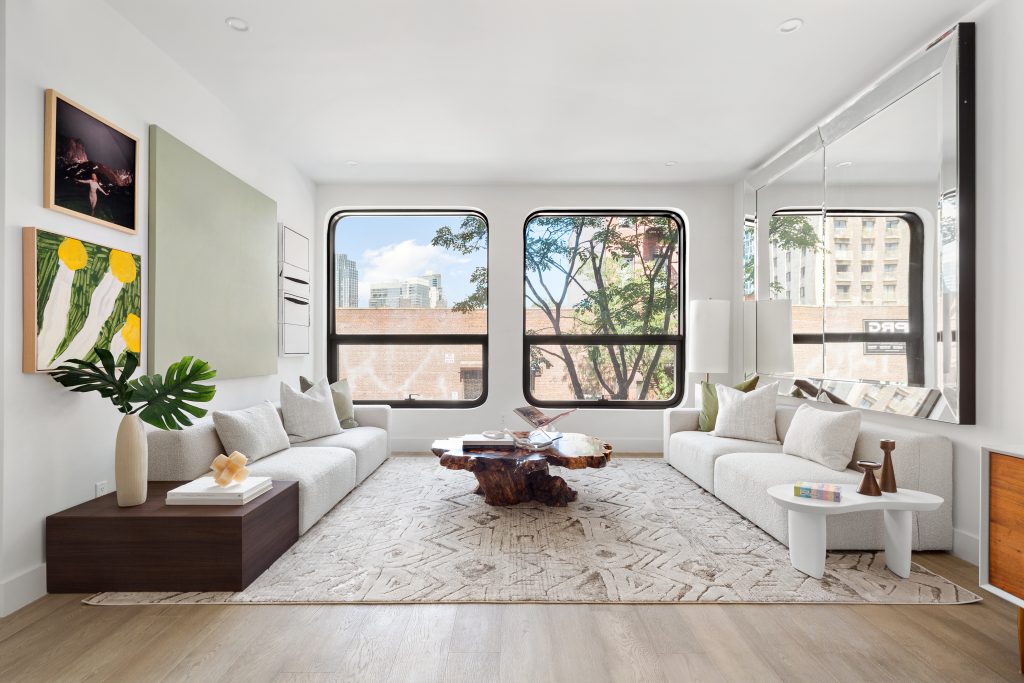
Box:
166;476;273;506
461;433;516;450
794;481;842;502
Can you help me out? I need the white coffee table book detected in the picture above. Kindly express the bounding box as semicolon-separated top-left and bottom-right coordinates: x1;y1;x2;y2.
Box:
767;484;943;579
166;476;273;505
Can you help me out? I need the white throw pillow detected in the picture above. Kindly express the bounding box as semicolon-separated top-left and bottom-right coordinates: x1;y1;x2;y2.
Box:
782;403;862;471
212;401;290;462
280;379;344;443
712;382;780;444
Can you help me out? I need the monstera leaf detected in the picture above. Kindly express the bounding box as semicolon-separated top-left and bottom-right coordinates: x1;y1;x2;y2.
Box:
50;348;137;413
128;356;217;430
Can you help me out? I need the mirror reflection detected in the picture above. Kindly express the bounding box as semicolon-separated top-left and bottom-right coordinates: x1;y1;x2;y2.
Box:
745;27;972;423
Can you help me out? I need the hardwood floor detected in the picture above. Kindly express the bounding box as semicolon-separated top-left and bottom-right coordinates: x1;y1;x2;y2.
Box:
0;553;1019;682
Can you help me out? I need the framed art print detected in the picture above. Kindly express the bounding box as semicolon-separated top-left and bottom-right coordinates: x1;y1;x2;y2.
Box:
23;227;142;373
44;90;138;235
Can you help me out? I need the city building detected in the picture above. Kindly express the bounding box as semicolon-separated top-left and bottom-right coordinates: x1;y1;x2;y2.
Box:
368;272;445;309
333;252;359;308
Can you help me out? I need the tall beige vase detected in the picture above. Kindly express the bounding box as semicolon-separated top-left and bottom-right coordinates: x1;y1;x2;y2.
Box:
115;414;148;506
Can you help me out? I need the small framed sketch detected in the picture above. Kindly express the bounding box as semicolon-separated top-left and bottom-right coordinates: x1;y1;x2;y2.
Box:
44;90;138;235
23;227;142;373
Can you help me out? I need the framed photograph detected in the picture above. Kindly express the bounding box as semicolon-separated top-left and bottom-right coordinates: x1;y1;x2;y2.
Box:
44;90;138;234
23;227;142;373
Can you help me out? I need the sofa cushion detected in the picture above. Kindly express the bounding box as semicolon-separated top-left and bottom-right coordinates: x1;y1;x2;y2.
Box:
212;402;290;462
300;426;389;483
712;382;780;444
667;431;782;492
698;375;759;432
248;447;357;533
713;452;896;550
301;376;359;429
782;403;861;471
281;379;343;443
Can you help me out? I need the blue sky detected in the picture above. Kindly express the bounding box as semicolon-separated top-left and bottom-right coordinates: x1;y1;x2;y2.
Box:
335;214;486;307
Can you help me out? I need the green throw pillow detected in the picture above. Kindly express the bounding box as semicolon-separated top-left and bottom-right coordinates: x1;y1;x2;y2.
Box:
300;376;359;429
698;375;760;432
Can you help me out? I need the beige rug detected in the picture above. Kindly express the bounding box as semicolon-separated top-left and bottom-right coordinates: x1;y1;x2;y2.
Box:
86;457;979;605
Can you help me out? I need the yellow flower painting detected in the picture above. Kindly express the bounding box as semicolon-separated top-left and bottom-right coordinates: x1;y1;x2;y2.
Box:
23;228;142;372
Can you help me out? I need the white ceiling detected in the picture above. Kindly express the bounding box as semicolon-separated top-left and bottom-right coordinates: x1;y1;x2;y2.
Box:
105;0;985;185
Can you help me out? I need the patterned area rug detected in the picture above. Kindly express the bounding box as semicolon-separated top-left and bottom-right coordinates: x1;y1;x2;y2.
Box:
86;457;979;605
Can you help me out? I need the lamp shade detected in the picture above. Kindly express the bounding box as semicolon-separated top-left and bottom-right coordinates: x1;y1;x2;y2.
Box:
756;299;795;374
688;299;731;374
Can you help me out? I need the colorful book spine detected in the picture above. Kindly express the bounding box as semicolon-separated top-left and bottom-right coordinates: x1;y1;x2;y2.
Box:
794;481;842;502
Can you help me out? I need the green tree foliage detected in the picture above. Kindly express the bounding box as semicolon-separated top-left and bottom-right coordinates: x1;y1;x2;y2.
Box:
431;216;488;313
743;214;824;295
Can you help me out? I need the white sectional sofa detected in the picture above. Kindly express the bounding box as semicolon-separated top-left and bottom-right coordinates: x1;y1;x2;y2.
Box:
149;405;391;533
663;403;953;551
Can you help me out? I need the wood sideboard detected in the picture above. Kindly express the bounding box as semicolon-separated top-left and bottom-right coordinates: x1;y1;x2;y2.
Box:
980;446;1024;674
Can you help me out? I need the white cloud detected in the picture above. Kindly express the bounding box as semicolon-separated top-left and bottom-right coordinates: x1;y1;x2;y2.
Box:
358;239;467;303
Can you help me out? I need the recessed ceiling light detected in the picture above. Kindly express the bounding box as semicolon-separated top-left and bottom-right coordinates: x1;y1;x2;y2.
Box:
664;160;677;167
345;160;359;166
778;17;804;34
836;161;854;168
225;17;249;32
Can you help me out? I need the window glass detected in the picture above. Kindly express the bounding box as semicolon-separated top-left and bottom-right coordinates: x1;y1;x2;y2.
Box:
329;211;488;406
523;212;683;406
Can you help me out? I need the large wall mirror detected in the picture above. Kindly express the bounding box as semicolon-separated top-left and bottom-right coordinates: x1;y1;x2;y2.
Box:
743;24;975;424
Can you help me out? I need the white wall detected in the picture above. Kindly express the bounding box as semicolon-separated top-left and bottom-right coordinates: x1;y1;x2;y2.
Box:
0;0;316;616
315;183;734;453
737;0;1024;565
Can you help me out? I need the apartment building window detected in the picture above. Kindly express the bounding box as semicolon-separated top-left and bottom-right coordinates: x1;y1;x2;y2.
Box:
328;210;489;407
833;218;848;232
773;209;925;386
523;210;684;407
885;240;900;255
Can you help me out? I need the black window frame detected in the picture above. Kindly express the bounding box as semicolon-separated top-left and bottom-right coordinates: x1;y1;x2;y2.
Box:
327;209;489;408
777;208;925;386
521;209;686;409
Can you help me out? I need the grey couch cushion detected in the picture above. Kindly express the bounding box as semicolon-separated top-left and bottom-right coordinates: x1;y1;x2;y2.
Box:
148;419;224;481
281;379;343;443
248;447;358;533
667;431;782;492
300;427;389;483
212;402;290;462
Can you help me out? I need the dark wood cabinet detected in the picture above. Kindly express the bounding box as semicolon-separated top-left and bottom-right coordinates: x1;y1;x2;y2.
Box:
46;480;298;593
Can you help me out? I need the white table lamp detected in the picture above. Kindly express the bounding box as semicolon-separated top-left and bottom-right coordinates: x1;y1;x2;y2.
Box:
756;299;795;375
688;299;731;383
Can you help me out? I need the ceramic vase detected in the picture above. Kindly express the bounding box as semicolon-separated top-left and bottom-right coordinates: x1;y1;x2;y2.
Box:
115;413;147;506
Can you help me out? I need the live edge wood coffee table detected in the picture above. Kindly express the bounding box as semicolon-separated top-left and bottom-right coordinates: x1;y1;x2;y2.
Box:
431;433;612;506
46;480;298;593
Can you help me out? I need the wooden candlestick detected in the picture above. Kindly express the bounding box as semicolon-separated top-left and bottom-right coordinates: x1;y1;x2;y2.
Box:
879;439;897;493
856;461;882;496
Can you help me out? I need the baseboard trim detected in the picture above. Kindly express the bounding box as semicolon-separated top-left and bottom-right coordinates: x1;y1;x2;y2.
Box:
392;436;662;455
952;528;979;566
1;563;47;617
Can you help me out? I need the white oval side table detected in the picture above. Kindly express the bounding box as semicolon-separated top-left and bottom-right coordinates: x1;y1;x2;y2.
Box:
767;484;944;579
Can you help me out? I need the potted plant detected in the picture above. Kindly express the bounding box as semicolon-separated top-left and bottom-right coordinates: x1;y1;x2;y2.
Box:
51;348;216;506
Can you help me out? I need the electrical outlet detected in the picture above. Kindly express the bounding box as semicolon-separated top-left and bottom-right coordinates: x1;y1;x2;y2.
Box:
95;481;110;498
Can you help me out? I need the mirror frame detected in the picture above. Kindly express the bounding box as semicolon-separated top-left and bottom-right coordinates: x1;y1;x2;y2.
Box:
744;23;975;424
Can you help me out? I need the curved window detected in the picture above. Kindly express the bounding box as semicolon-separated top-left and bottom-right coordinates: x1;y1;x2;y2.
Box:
328;210;488;407
523;210;685;408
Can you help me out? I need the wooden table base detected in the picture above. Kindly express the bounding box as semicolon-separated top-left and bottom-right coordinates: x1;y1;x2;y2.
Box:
468;461;577;506
432;433;612;507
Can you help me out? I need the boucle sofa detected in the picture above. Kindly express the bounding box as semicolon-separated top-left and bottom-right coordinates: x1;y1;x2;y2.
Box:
148;405;391;533
663;403;953;550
